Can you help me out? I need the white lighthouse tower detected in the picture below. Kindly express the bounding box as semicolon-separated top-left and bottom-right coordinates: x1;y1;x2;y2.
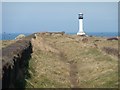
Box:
77;13;86;35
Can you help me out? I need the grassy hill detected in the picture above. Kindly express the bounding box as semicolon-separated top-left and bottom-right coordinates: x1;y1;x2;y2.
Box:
2;33;118;88
25;33;118;88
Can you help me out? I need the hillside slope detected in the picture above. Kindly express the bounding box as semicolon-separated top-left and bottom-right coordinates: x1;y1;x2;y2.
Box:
25;33;118;88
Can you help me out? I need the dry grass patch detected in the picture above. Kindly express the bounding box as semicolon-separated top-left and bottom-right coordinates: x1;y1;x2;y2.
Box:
26;34;118;88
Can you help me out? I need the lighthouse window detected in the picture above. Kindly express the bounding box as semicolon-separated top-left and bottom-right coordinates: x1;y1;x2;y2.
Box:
80;14;83;17
79;15;83;19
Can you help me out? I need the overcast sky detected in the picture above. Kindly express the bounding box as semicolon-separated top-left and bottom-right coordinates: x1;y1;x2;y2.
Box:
2;2;118;33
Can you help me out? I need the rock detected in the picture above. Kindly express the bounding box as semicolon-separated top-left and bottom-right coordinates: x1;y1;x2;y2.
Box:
15;34;25;40
107;37;118;41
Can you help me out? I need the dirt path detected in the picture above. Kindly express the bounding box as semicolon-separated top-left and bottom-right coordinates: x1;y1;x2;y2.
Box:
69;61;79;88
32;36;79;87
59;51;79;88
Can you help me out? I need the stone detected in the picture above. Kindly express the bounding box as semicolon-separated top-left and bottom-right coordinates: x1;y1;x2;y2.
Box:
15;34;25;40
107;37;118;41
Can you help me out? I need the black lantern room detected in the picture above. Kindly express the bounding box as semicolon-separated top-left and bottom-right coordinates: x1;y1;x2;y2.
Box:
78;13;83;19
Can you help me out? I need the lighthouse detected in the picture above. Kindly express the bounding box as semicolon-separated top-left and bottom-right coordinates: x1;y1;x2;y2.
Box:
77;13;86;35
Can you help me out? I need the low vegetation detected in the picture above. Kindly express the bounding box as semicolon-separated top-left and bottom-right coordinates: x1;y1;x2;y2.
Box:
25;33;118;88
2;40;16;48
2;33;118;88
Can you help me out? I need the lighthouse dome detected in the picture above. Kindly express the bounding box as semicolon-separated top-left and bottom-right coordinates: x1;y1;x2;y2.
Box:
79;13;83;14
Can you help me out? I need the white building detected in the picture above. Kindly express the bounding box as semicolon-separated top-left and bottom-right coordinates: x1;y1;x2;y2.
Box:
77;13;86;36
